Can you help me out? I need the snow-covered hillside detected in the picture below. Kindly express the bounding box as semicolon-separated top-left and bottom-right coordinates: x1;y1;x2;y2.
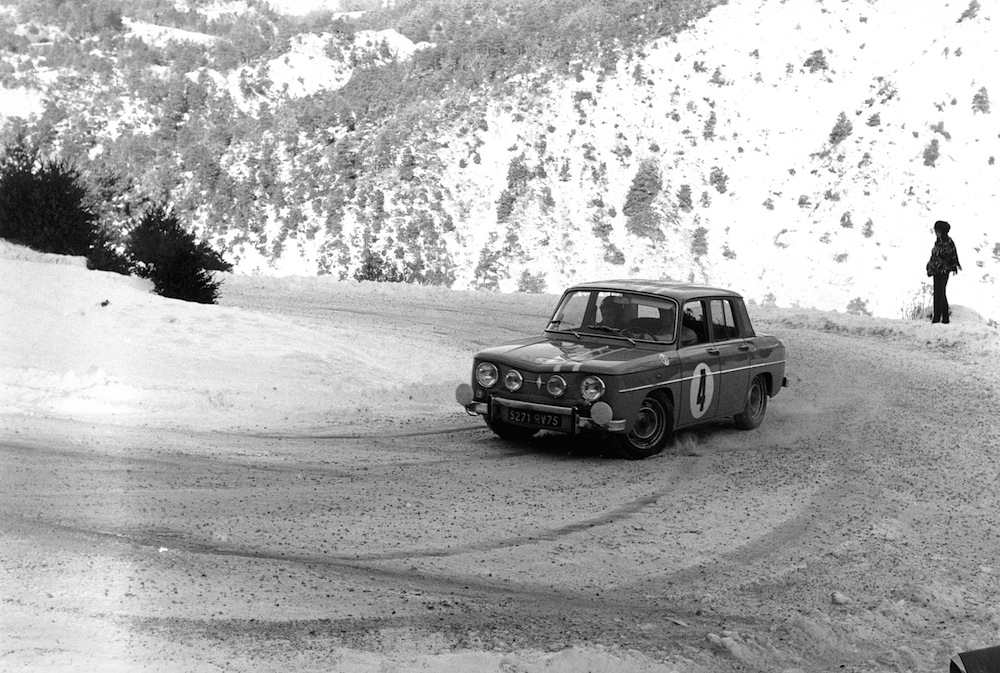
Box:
1;0;998;322
230;0;1000;321
379;0;999;320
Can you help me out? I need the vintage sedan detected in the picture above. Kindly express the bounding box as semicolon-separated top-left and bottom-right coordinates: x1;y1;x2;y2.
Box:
455;280;787;459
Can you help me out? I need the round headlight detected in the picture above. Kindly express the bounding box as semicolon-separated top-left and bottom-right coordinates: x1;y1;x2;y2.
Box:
504;369;523;392
476;362;499;388
546;374;567;398
580;375;606;402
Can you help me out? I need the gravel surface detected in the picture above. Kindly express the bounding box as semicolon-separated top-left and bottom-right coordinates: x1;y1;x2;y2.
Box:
3;276;1000;672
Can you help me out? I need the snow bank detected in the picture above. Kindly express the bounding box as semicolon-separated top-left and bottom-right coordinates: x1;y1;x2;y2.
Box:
0;243;467;433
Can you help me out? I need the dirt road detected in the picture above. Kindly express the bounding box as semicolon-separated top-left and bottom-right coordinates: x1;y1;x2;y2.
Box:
3;282;999;672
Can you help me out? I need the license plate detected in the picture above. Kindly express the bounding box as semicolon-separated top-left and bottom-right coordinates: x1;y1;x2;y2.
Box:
502;407;567;430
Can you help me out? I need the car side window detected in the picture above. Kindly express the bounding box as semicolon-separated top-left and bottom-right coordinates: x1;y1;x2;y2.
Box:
734;299;755;337
711;299;738;341
680;301;708;347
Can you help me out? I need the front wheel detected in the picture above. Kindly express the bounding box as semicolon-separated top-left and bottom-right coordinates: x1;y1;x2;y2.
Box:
485;417;538;441
611;393;674;460
733;375;768;430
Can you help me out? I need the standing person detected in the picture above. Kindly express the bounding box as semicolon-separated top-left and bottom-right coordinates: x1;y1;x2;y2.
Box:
926;220;962;323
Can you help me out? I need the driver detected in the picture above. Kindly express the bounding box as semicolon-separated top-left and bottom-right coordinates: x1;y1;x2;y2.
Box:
599;296;625;328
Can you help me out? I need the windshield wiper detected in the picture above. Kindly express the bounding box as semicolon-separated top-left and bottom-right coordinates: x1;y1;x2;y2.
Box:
549;324;583;339
568;329;582;339
586;324;635;345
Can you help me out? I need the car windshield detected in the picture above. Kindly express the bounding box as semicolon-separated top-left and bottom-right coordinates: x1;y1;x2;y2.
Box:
545;290;678;344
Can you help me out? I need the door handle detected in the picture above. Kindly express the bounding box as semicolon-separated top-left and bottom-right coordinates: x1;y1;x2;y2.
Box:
707;348;720;355
739;345;752;351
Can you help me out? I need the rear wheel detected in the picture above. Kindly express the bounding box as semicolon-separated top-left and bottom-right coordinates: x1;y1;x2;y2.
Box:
485;417;538;441
733;375;768;430
611;393;674;460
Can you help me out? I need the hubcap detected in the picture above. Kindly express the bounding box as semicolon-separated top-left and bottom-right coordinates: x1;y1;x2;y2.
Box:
629;399;665;448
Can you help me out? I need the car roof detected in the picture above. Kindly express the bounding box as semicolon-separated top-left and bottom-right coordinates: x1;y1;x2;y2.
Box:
565;279;743;302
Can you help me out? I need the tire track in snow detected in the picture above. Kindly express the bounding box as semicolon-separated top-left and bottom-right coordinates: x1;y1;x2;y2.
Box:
11;478;683;565
243;424;484;440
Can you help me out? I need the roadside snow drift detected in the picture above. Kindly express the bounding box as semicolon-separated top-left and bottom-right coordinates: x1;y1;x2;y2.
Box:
0;241;472;434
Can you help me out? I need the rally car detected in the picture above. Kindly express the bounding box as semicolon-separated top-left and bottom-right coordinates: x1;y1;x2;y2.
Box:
455;280;787;459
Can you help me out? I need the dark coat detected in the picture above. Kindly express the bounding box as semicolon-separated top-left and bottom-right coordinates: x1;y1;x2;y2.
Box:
926;235;960;276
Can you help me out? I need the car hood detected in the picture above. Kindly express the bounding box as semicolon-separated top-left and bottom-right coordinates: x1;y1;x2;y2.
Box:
476;336;666;375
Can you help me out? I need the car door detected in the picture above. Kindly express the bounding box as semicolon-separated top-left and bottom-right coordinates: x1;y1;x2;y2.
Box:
709;298;752;416
676;299;721;426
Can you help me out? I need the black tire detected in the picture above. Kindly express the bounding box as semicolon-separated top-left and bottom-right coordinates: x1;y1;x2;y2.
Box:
485;417;538;441
611;393;674;460
733;375;768;430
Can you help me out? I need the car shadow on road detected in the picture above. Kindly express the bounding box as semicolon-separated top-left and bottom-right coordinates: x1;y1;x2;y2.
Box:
525;432;618;460
486;419;741;461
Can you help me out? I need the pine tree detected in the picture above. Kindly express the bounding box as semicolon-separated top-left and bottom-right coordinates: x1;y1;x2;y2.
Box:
0;138;98;257
126;203;230;304
829;112;853;145
972;86;991;114
622;160;662;216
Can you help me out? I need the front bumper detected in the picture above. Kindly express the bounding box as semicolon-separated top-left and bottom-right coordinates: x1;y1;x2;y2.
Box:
456;384;626;433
